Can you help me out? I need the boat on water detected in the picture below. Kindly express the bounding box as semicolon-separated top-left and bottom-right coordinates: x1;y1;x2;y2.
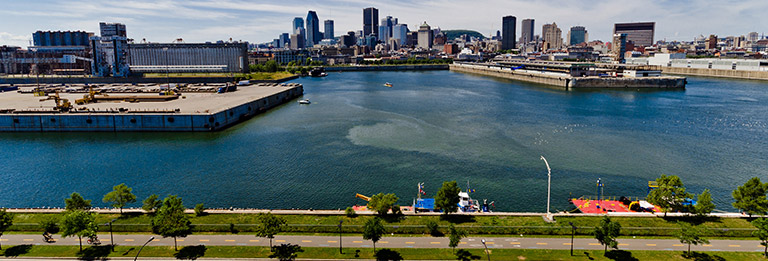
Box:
310;67;328;77
412;182;494;213
384;82;393;87
298;99;311;104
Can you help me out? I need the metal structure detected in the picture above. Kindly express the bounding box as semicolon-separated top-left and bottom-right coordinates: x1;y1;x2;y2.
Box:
541;156;551;216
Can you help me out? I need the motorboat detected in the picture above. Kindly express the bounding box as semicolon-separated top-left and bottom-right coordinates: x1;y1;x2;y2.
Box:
298;99;311;104
384;82;393;87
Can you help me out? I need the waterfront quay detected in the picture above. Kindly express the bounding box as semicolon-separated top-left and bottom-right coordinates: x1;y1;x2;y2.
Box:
451;61;687;90
0;82;303;132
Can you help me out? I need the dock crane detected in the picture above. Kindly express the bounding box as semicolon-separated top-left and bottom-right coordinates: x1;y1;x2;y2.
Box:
355;193;371;201
39;91;72;112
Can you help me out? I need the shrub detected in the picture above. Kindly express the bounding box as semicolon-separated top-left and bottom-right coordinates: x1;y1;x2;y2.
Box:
345;207;357;218
194;203;206;216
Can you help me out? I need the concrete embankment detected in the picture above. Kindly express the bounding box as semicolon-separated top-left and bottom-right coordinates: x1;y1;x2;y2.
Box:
660;66;768;81
325;64;449;72
0;75;298;85
450;63;686;90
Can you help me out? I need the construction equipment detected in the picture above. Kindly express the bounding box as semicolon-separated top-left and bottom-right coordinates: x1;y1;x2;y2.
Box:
32;88;46;97
39;91;72;112
355;193;371;201
75;86;99;105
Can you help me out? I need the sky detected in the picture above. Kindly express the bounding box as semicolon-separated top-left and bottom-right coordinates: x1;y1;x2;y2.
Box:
0;0;766;48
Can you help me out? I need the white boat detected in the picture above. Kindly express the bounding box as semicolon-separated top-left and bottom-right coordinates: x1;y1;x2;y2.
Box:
298;99;311;104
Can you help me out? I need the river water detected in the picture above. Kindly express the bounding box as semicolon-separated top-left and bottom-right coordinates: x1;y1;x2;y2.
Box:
1;70;767;212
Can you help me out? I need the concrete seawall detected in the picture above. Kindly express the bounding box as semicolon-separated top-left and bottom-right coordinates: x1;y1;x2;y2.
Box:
450;63;686;90
0;85;304;132
660;66;768;81
0;75;299;85
325;64;449;72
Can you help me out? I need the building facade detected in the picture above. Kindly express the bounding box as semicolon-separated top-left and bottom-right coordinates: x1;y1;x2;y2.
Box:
363;7;379;39
392;24;408;46
324;20;334;39
33;31;92;47
306;11;321;47
568;26;588;46
127;42;249;74
417;22;433;49
614;22;655;47
542;22;563;50
612;33;627;63
521;19;535;46
501;16;516;50
99;22;126;38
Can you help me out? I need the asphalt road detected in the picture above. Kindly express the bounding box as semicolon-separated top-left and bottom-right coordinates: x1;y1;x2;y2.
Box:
1;234;764;252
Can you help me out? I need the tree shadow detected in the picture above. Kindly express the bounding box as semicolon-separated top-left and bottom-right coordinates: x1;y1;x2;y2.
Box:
682;251;726;261
662;216;722;225
77;245;112;260
121;247;135;256
3;244;33;257
174;245;207;260
583;251;595;260
439;215;476;224
116;212;144;219
604;250;639;261
375;248;403;261
455;249;481;261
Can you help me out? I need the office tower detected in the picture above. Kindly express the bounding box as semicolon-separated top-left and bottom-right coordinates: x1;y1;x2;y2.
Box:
99;22;126;37
363;7;379;38
613;22;655;47
291;28;306;49
748;32;759;42
521;19;534;44
324;20;334;39
378;25;389;43
418;21;433;49
568;26;588;45
292;17;304;32
393;24;408;46
381;16;395;39
501;16;516;50
612;33;627;63
306;11;321;47
542;22;563;50
279;33;290;48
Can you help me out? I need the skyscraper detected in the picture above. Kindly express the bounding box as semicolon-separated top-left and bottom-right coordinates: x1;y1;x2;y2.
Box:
542;22;563;50
614;22;655;47
521;19;534;44
393;24;408;46
568;26;588;45
306;11;321;47
381;16;395;39
363;7;379;38
501;16;516;50
378;25;389;43
417;21;433;49
324;20;334;39
292;17;304;33
279;33;290;48
612;33;627;63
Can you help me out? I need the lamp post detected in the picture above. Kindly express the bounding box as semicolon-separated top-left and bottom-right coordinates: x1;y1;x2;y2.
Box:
134;236;155;261
569;222;576;256
163;47;170;94
107;219;116;251
540;156;552;216
338;220;343;254
481;239;490;261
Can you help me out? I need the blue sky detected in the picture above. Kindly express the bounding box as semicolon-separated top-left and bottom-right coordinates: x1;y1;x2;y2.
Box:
0;0;766;48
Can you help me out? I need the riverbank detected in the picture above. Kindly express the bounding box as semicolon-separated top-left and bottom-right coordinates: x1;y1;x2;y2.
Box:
324;64;448;72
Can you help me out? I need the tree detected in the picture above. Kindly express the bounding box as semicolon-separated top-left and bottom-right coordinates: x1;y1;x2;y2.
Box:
0;208;13;250
151;195;192;250
646;175;692;216
265;60;279;73
593;216;621;255
60;210;98;251
732;177;768;217
194;203;206;216
345;207;357;218
693;189;715;217
435;181;461;215
254;212;287;250
676;222;709;255
269;243;304;261
367;193;399;216
40;217;60;234
448;224;467;253
65;192;92;211
142;194;163;213
102;183;137;214
752;218;768;257
363;217;386;252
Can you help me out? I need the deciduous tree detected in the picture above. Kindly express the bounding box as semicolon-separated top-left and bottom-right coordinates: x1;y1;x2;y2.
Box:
647;175;691;216
0;208;13;250
254;212;287;250
752;218;768;257
593;216;621;255
676;222;709;255
60;210;98;251
732;177;768;217
65;192;92;211
435;181;461;215
367;193;398;216
142;194;163;213
151;195;192;250
448;224;467;253
694;189;715;217
102;183;137;214
363;217;385;252
269;243;304;261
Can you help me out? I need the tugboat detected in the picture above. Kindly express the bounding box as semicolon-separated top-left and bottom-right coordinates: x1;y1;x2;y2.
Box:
310;67;327;77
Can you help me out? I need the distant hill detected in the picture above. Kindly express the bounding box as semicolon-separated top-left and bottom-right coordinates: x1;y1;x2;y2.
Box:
443;30;487;40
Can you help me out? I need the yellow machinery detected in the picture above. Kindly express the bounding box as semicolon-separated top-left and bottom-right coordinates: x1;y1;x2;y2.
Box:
39;91;72;112
355;193;371;201
75;86;99;105
32;88;46;97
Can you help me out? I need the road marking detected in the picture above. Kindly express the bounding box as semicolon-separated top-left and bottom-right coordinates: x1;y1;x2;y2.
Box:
23;239;33;242
486;242;495;245
353;241;363;243
249;240;260;242
459;242;467;244
703;244;712;247
646;244;656;246
563;243;572;246
327;240;337;243
0;239;7;242
152;239;161;242
225;240;236;242
510;242;520;245
729;245;741;247
536;243;547;245
275;240;286;243
405;242;415;244
101;239;110;242
589;243;602;246
430;242;441;244
177;239;185;242
301;240;312;243
673;244;684;247
380;241;389;244
199;239;210;242
125;239;135;242
618;244;629;246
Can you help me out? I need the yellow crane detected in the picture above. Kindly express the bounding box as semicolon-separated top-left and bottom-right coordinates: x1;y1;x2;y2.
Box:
355;193;371;201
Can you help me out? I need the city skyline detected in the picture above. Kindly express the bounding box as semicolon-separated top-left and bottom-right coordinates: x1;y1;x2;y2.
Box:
0;0;766;48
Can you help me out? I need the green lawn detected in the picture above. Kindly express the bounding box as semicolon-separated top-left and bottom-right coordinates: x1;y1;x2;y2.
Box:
0;245;764;260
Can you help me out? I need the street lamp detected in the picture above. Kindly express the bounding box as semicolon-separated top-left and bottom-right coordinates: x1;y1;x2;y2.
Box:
163;47;170;94
481;239;490;261
338;220;343;254
569;222;576;256
134;236;155;261
540;156;552;216
107;219;116;251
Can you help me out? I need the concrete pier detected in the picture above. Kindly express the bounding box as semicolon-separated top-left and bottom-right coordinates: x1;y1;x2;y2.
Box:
0;83;303;132
450;62;686;90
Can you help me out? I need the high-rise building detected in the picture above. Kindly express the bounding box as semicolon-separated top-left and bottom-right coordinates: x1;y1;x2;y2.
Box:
393;24;408;46
706;34;718;50
292;17;304;33
279;33;290;48
568;26;588;45
306;11;321;47
407;31;419;47
363;7;379;39
614;22;655;47
521;19;534;44
324;20;334;39
291;29;305;49
542;22;563;50
612;33;627;63
99;22;126;38
381;16;395;39
501;16;516;50
378;25;389;43
417;21;433;49
748;32;759;42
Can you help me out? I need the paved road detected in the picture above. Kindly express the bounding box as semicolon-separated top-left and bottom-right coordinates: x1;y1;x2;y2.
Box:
1;234;765;252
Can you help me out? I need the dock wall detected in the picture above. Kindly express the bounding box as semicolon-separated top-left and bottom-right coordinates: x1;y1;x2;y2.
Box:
659;66;768;81
0;75;299;85
325;64;449;72
0;86;303;132
449;63;569;87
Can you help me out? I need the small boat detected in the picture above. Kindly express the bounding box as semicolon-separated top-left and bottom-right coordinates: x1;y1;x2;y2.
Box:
310;67;327;77
298;99;311;104
384;82;393;87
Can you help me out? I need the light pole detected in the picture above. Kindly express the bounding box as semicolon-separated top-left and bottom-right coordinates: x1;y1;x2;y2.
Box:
540;156;552;216
107;219;116;251
481;239;491;261
134;236;155;261
163;47;170;94
569;222;576;256
338;220;343;254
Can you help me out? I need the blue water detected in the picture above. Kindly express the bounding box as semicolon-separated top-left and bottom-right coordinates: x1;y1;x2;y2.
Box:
1;70;767;212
